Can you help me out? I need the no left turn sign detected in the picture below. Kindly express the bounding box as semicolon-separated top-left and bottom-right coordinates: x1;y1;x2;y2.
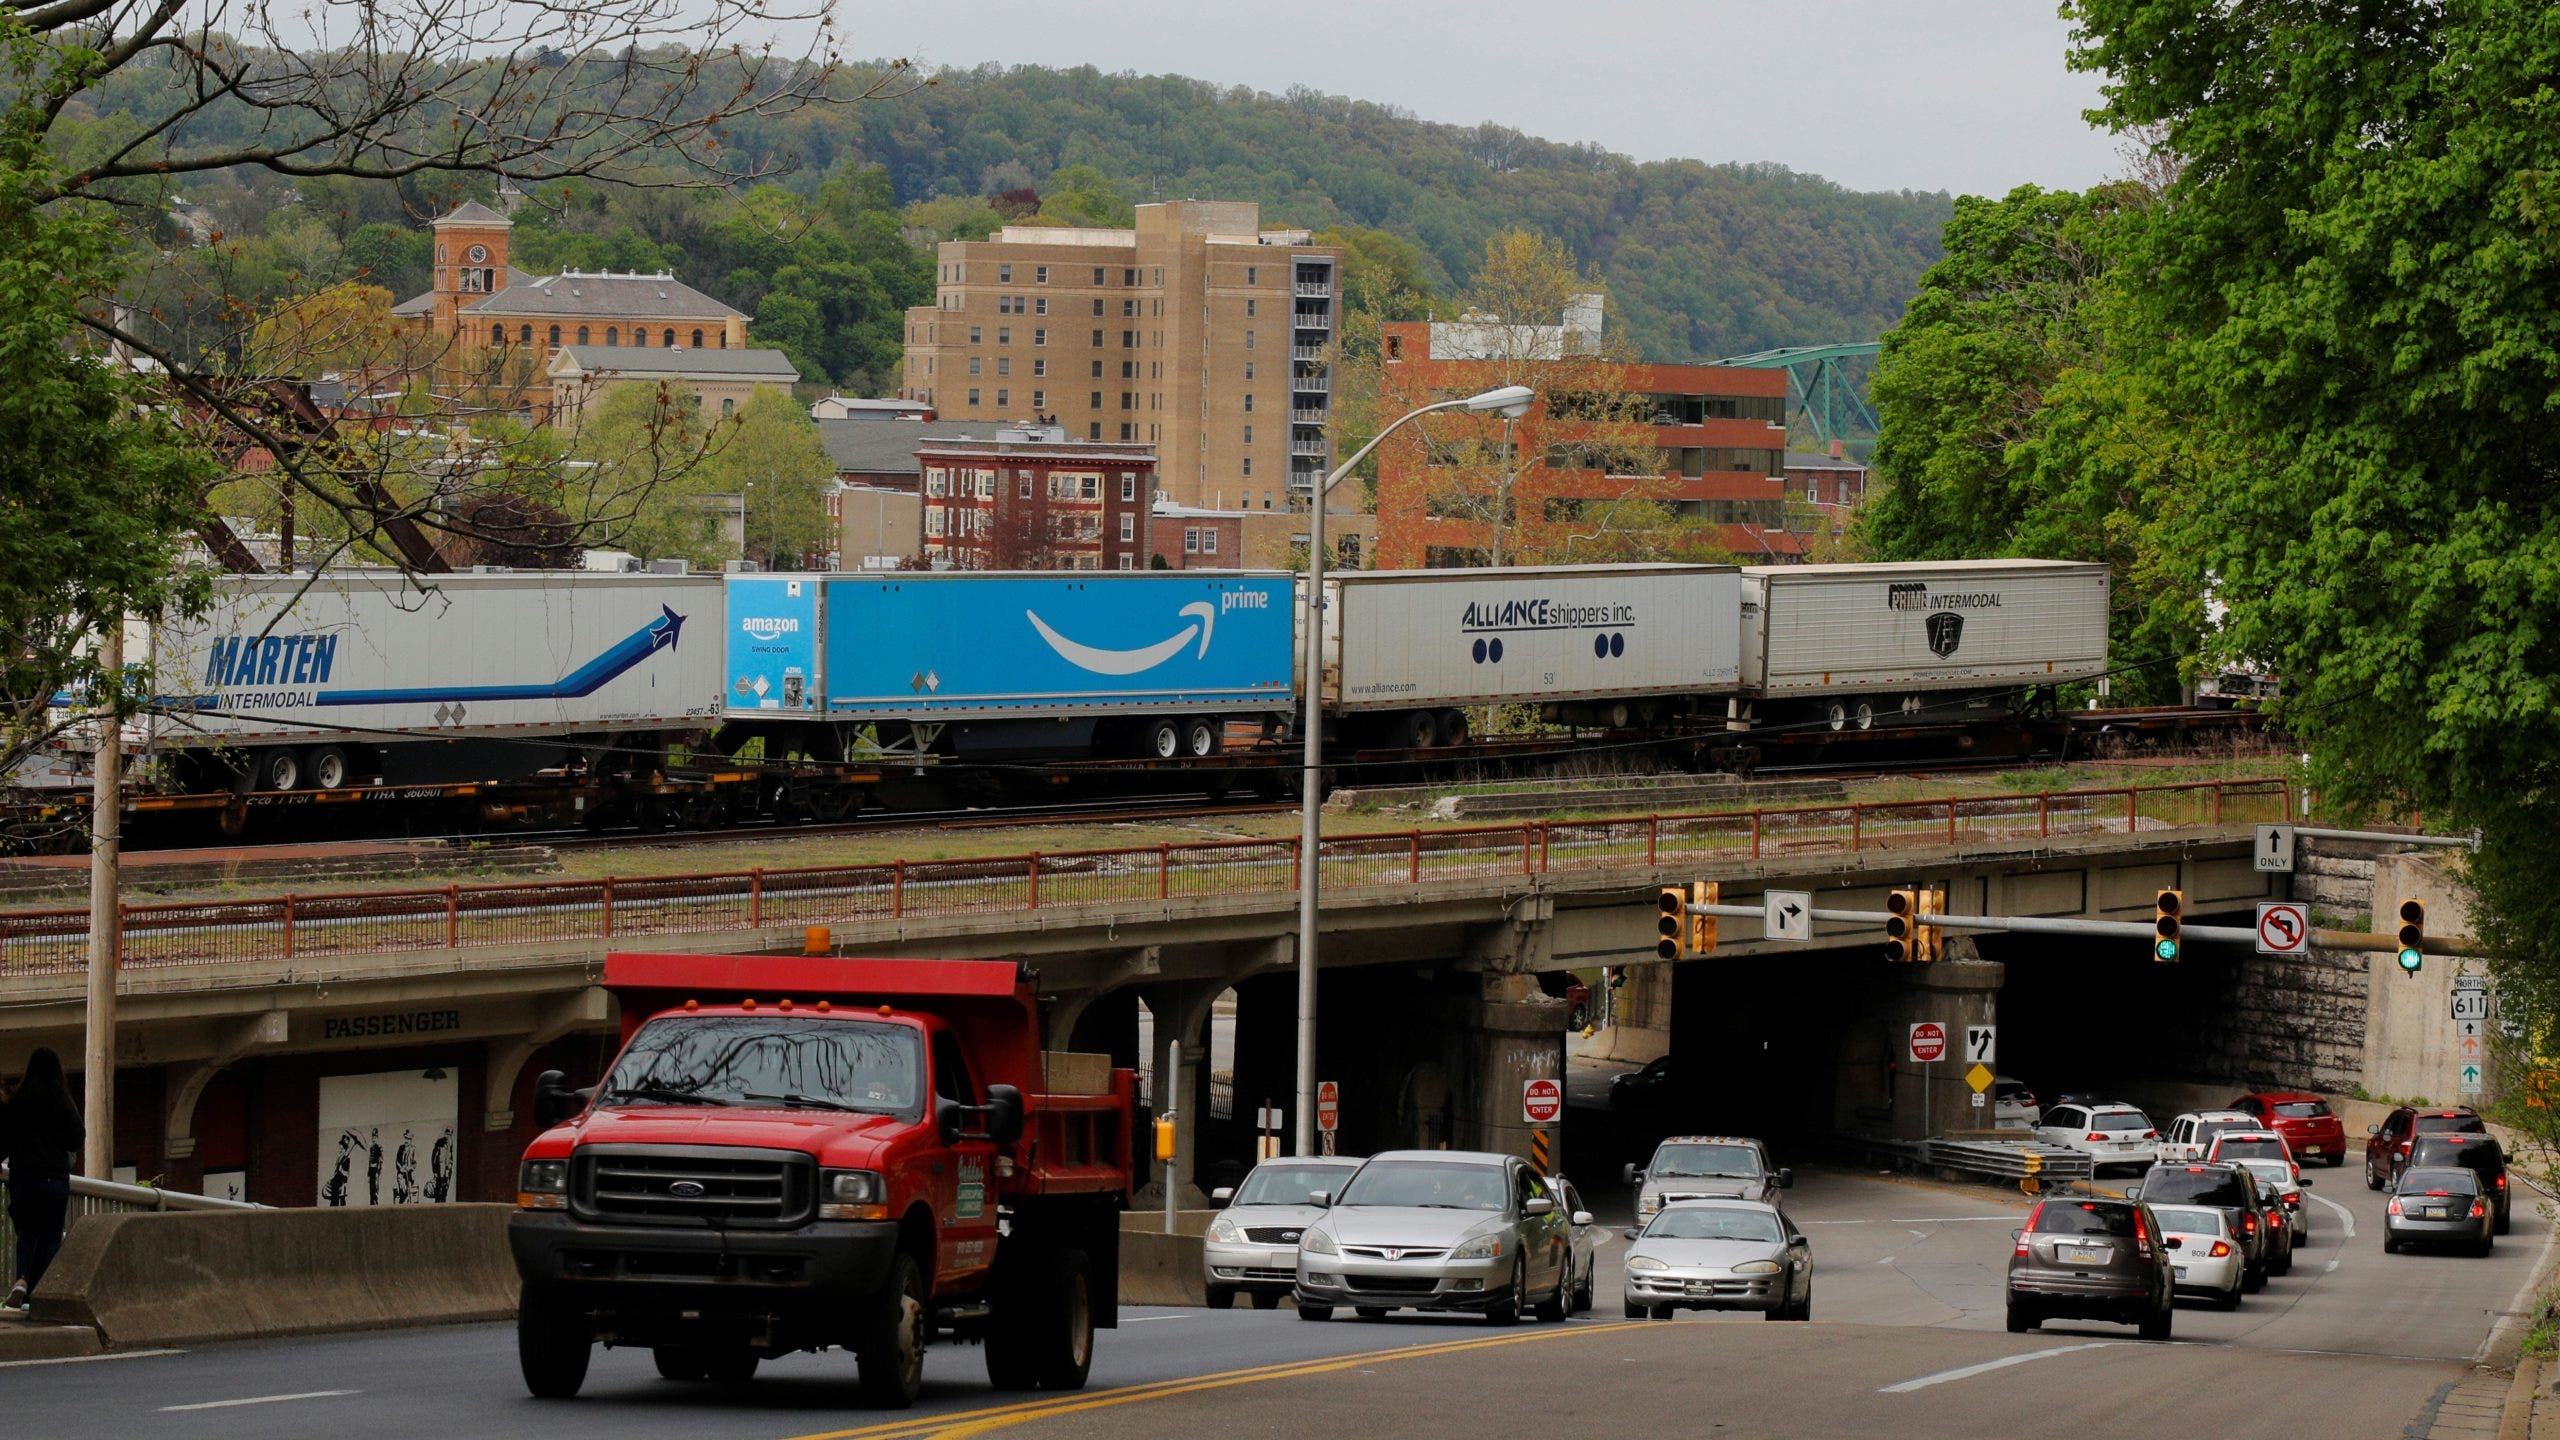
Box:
2256;902;2310;955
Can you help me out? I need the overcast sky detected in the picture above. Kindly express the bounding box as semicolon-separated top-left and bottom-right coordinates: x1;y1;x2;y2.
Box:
866;0;2125;197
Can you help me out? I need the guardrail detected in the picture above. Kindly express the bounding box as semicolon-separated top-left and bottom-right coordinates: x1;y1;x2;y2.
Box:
0;777;2287;978
0;1161;262;1282
1925;1139;2097;1183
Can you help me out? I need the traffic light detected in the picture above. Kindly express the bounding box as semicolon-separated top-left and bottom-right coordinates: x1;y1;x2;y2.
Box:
1689;881;1719;956
1885;888;1919;962
1608;967;1627;990
1656;887;1684;961
2153;889;2184;962
1916;888;1945;962
2395;899;2425;975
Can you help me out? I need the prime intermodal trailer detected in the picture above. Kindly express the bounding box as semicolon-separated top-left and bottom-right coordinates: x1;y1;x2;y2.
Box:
721;571;1297;761
52;572;725;791
1737;560;2112;732
1312;565;1744;747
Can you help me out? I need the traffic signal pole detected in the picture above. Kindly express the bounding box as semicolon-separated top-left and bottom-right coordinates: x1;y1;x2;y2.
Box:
1674;900;2491;957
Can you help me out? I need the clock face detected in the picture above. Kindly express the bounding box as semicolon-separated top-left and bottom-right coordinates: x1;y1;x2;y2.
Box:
467;244;488;263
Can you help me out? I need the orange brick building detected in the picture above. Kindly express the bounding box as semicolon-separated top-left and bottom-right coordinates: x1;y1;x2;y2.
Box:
1371;312;1798;567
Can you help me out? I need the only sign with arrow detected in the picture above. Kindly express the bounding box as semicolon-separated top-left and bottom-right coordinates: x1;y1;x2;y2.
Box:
1764;889;1814;943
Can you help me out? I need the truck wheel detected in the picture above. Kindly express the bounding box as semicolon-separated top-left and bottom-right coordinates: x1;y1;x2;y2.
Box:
705;1350;760;1383
258;747;304;792
517;1287;591;1399
987;1247;1095;1393
856;1252;927;1409
306;744;350;790
653;1347;709;1381
1185;719;1221;757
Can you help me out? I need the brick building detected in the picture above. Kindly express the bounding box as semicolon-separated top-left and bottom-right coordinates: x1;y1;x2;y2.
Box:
900;201;1341;511
916;425;1157;571
1371;306;1796;568
1146;500;1375;571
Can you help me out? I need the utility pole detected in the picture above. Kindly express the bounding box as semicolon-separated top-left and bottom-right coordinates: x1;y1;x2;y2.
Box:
84;618;122;1180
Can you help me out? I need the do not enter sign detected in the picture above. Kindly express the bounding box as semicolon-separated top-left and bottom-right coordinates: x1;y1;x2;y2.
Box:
1316;1080;1340;1134
1522;1077;1563;1125
1909;1022;1948;1064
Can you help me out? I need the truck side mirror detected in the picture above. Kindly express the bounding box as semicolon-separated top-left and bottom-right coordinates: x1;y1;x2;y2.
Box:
532;1070;579;1128
1777;1168;1795;1189
935;1097;965;1147
1622;1163;1642;1186
983;1084;1026;1146
1523;1197;1554;1217
1211;1187;1235;1204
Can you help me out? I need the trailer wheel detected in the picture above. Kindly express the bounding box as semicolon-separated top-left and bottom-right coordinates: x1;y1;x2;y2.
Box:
516;1287;592;1399
1185;719;1221;757
704;1350;760;1383
1824;702;1848;733
258;747;304;792
307;744;350;790
1398;710;1439;750
855;1252;927;1408
652;1347;709;1381
1853;701;1876;731
1438;709;1470;746
1147;719;1183;759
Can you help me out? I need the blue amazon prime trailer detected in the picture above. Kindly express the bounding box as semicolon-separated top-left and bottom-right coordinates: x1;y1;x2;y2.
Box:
727;571;1297;760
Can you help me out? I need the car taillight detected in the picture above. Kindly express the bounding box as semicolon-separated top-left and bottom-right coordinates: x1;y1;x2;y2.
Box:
2270;1211;2285;1228
2425;1190;2453;1197
2472;1201;2488;1219
2018;1202;2043;1256
2497;1175;2508;1190
2208;1241;2232;1258
2388;1198;2404;1216
2283;1193;2301;1205
2134;1210;2152;1255
2086;1133;2106;1142
2241;1212;2256;1233
2144;1130;2160;1140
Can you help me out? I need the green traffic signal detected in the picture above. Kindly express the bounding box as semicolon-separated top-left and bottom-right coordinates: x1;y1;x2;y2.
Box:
2155;939;2180;962
2397;946;2423;974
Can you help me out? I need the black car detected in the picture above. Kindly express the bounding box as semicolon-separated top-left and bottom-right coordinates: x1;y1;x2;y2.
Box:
1611;1055;1672;1114
2408;1133;2511;1235
2131;1163;2273;1289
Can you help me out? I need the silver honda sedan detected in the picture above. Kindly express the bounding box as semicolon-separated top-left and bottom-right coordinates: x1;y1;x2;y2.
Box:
1294;1150;1582;1324
1621;1198;1812;1320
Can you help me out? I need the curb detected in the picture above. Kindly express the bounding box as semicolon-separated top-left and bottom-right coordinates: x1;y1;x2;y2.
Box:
0;1322;102;1362
2499;1356;2542;1440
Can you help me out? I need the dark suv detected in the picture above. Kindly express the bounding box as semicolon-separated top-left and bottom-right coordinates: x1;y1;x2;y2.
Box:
2407;1133;2510;1235
2366;1107;2487;1191
2131;1163;2273;1289
2006;1197;2174;1339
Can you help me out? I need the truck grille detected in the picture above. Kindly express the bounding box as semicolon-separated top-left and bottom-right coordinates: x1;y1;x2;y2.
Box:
571;1144;813;1229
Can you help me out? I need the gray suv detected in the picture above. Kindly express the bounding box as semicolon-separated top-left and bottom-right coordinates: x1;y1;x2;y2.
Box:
2006;1196;2174;1339
1623;1135;1792;1225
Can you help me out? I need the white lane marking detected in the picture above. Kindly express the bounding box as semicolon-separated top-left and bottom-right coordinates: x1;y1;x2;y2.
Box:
2326;1260;2340;1273
1877;1256;1898;1266
2308;1192;2356;1240
1120;1315;1183;1323
0;1347;183;1370
1880;1342;2116;1394
157;1390;358;1413
1805;1215;2020;1226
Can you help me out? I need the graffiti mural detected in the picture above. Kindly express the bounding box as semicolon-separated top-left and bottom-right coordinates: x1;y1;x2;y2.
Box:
316;1071;458;1207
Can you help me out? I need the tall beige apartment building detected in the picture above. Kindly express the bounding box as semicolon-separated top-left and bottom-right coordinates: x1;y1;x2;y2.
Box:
900;200;1342;512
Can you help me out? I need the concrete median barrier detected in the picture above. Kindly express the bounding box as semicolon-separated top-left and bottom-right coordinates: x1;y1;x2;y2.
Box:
32;1204;516;1349
1119;1210;1218;1307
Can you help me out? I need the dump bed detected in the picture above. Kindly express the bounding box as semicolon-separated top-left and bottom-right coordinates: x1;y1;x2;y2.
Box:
1740;560;2110;697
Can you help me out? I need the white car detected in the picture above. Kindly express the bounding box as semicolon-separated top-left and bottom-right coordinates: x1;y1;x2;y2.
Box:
1995;1077;2041;1131
2035;1102;2159;1174
2158;1110;2262;1165
2149;1203;2244;1310
2229;1157;2310;1240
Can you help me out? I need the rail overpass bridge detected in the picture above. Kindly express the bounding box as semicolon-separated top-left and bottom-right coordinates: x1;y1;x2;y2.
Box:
0;779;2303;1206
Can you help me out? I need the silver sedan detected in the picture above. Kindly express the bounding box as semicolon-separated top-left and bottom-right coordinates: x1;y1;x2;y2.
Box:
1203;1156;1365;1309
1295;1151;1580;1324
1620;1199;1812;1320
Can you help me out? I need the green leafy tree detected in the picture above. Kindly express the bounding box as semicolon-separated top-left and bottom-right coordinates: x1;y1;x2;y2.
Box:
2062;2;2560;1028
696;389;836;570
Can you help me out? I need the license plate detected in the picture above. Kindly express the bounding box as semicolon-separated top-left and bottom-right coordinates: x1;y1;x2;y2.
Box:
2173;1266;2189;1282
2304;1145;2323;1154
2062;1246;2108;1265
2421;1206;2445;1219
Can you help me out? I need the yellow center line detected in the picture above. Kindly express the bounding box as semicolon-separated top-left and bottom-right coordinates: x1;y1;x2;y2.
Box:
784;1322;1647;1440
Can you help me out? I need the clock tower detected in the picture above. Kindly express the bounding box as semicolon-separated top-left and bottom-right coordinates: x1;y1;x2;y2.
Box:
428;199;514;342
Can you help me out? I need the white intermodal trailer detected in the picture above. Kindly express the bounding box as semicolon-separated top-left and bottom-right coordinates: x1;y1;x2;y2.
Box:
1315;565;1744;747
62;571;726;791
1738;560;2112;732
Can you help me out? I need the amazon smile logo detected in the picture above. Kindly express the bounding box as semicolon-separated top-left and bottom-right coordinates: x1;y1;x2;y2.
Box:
1026;601;1217;676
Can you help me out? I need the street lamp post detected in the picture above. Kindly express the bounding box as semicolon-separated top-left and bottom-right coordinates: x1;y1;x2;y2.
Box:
1293;383;1533;1155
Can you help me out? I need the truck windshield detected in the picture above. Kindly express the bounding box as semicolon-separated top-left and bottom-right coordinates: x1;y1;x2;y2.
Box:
1649;1143;1763;1179
604;1015;923;1117
1233;1162;1355;1207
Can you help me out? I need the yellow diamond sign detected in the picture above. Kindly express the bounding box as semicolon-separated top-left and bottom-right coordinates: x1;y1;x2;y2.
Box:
1966;1062;1995;1094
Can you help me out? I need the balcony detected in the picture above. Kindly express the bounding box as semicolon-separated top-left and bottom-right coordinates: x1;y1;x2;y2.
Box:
1291;407;1327;424
1291;343;1328;362
1292;308;1331;330
1290;436;1331;457
1294;281;1332;299
1292;366;1330;393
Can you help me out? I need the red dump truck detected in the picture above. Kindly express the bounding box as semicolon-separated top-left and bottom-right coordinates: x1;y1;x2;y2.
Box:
507;953;1136;1407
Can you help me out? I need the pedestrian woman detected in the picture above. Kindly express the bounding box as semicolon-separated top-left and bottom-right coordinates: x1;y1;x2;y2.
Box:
4;1047;84;1312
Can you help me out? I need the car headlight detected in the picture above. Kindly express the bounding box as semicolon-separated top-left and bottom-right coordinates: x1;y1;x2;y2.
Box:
1625;1255;1668;1272
1451;1234;1504;1261
517;1158;568;1209
1732;1259;1784;1275
1301;1229;1338;1256
1207;1215;1240;1243
818;1168;888;1220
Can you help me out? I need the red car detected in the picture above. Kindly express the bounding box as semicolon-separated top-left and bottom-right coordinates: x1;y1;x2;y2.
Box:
2365;1105;2487;1191
2230;1091;2348;1168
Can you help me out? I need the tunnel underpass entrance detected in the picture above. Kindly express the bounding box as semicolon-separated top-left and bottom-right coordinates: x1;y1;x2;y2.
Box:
1988;921;2264;1110
1658;948;1900;1151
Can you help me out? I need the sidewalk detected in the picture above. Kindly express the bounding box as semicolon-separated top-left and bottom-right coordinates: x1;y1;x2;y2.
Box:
0;1307;101;1361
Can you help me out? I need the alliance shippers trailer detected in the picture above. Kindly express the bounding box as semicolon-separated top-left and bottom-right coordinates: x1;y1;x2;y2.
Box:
1314;565;1743;747
1738;560;2111;731
57;572;724;791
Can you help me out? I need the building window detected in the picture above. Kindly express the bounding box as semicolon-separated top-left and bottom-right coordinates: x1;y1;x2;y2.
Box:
692;328;704;347
576;326;590;344
1242;457;1253;477
927;510;945;538
997;297;1011;314
1036;266;1049;284
969;326;982;344
491;322;505;344
632;327;647;347
1202;529;1218;554
606;326;618;345
1243;425;1253;445
1034;329;1047;346
1184;528;1200;554
1243;361;1254;381
996;388;1010;406
1122;361;1136;379
1120;475;1136;501
1121;392;1134;410
1033;361;1048;379
1091;391;1103;409
1243;393;1254;413
1119;555;1134;570
664;329;676;347
1092;266;1106;286
1034;298;1048;315
969;388;981;405
1019;474;1032;499
968;356;982;376
1091;298;1105;317
1091;361;1103;378
998;327;1010;345
1032;389;1047;408
551;324;562;345
1122;331;1136;348
721;397;735;416
1243;330;1254;350
1120;423;1135;441
1122;299;1137;318
520;324;533;343
999;263;1012;283
979;472;996;500
1123;267;1137;285
1246;298;1257;317
716;332;726;348
1090;422;1103;440
1091;329;1104;347
1246;265;1257;286
925;468;947;498
1119;513;1135;543
1152;267;1162;285
996;358;1010;376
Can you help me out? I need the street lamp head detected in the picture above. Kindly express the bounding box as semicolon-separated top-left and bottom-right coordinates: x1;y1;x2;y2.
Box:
1460;384;1535;419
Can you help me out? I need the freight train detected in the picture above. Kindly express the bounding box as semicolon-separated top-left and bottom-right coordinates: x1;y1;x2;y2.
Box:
17;559;2119;835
